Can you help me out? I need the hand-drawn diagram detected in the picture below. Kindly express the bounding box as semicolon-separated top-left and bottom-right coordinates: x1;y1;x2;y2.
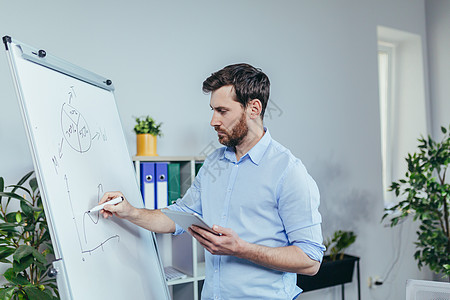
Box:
82;184;121;248
55;86;118;261
52;86;108;175
61;102;92;153
65;176;119;260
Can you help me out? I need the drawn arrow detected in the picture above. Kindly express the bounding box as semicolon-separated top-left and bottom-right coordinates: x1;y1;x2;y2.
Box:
58;138;64;159
65;174;84;252
92;132;100;141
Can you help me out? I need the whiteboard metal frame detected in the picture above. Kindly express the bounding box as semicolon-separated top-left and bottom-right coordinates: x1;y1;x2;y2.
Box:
3;35;170;300
3;36;114;91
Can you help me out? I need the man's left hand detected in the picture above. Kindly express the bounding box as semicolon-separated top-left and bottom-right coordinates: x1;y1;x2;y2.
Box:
188;225;246;256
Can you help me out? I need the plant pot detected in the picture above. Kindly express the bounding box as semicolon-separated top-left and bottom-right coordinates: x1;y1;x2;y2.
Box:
136;134;158;156
297;254;359;292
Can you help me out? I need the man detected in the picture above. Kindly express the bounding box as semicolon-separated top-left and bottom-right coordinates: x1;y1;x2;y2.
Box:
100;63;325;299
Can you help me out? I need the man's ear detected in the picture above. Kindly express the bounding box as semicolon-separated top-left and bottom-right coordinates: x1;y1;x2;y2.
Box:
247;99;262;120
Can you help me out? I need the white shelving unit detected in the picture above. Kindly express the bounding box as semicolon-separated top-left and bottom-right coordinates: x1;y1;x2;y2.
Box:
133;156;206;300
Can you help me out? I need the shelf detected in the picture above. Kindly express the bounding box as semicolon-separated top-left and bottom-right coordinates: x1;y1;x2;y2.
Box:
167;275;196;286
134;155;206;300
166;264;205;286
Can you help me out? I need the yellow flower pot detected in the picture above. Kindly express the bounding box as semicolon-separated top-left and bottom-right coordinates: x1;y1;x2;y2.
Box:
136;134;158;156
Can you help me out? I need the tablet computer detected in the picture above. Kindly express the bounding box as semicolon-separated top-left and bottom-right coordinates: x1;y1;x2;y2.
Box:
161;209;220;236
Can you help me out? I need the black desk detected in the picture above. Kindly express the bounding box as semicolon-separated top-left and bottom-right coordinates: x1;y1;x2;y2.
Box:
297;255;360;300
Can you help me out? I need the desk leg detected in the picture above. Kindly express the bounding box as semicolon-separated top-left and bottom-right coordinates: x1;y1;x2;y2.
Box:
341;284;345;300
357;260;361;300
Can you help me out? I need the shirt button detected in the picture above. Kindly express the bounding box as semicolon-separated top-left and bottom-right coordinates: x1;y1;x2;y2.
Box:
235;165;239;167
215;269;218;273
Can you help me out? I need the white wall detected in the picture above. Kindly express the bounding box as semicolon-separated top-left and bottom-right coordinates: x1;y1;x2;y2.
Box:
0;1;440;299
426;0;450;137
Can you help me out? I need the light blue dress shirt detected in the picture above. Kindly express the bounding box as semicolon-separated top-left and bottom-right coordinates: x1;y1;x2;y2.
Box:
168;129;325;300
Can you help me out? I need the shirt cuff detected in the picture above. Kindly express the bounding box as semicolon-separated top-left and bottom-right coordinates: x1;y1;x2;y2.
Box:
166;203;186;235
293;241;326;263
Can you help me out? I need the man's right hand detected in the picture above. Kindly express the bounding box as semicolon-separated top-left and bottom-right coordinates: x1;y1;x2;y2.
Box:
99;191;136;220
99;191;176;234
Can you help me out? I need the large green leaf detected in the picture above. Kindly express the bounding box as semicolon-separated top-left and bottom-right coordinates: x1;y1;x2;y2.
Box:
13;245;34;263
0;177;4;193
5;212;17;223
15;212;22;223
42;287;58;300
0;287;15;300
5;185;31;198
0;235;12;243
0;192;28;204
29;177;38;194
0;223;18;233
15;171;34;190
0;258;11;264
23;286;55;300
20;201;33;216
0;247;15;261
13;255;34;273
3;268;30;285
33;210;42;221
31;248;46;264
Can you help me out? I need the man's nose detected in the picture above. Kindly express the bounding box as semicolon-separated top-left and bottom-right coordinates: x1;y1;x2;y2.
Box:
210;112;221;127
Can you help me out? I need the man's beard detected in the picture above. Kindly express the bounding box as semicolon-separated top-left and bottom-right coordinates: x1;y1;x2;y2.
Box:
215;112;248;148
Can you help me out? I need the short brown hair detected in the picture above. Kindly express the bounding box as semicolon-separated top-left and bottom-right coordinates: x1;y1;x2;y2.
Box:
202;63;270;119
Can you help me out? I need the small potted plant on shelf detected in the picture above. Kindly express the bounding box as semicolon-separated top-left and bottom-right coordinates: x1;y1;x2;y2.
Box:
297;230;359;292
383;124;450;279
134;116;162;156
0;171;58;299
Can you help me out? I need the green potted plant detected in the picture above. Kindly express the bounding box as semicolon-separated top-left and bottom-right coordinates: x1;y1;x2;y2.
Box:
383;125;450;278
134;116;162;156
0;171;58;300
297;230;359;293
324;230;357;261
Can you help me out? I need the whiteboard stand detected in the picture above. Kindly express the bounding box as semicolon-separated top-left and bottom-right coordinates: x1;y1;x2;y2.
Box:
3;35;170;300
51;260;71;300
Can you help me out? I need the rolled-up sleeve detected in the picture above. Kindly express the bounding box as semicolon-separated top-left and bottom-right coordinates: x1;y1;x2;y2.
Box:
277;159;326;262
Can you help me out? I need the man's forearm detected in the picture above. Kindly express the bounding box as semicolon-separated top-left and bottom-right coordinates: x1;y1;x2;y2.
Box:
127;208;176;234
236;242;320;275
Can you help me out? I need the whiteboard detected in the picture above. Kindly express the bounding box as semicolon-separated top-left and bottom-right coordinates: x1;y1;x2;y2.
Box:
3;36;170;300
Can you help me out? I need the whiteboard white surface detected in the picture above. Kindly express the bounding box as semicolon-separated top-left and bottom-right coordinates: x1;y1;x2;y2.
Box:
5;38;169;300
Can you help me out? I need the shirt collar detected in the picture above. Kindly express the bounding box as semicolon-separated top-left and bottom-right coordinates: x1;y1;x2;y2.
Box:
221;127;272;165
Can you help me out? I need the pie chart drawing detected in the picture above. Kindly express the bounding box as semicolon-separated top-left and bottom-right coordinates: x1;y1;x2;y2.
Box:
61;103;92;153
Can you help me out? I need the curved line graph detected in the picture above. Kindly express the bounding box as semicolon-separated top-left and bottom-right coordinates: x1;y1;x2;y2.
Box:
65;176;120;258
82;209;120;252
81;235;120;254
83;211;99;244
